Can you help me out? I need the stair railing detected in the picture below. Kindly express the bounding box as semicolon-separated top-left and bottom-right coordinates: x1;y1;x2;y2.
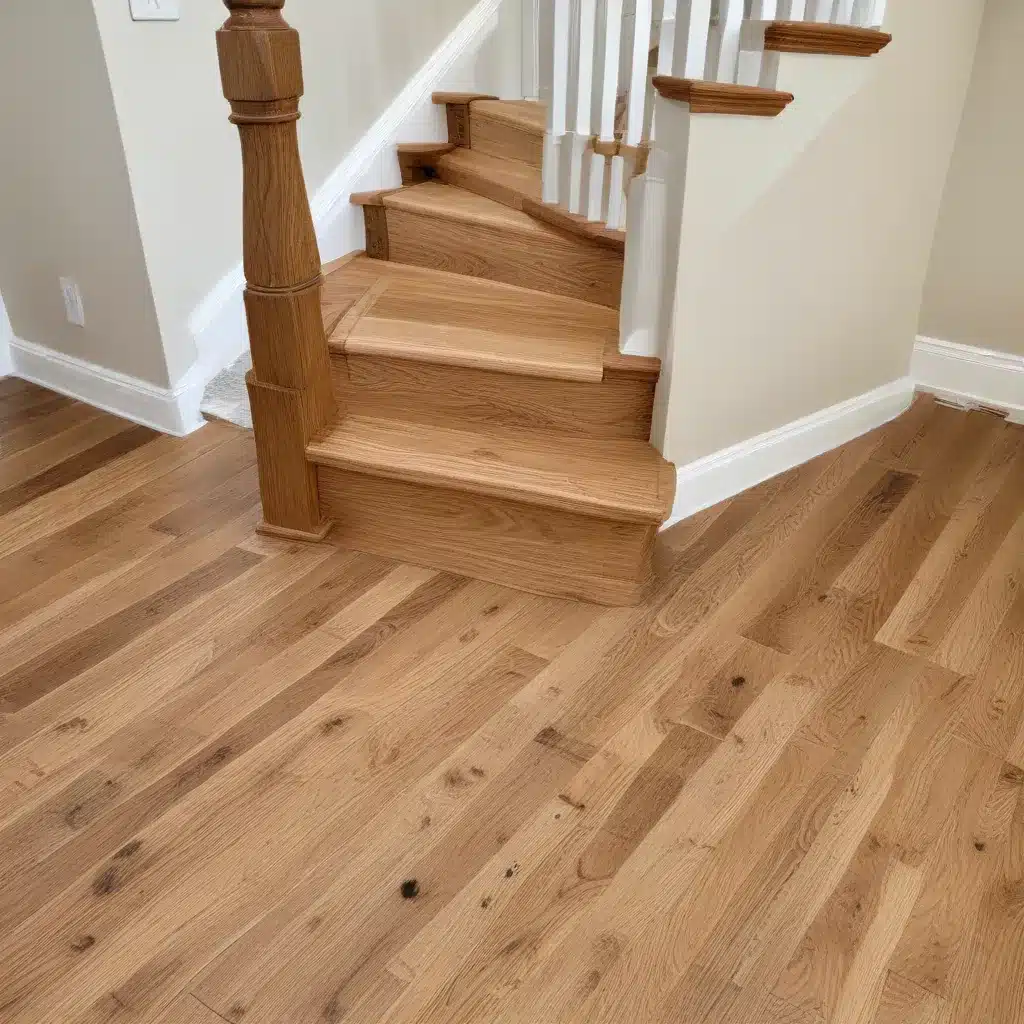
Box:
538;0;887;231
216;0;336;541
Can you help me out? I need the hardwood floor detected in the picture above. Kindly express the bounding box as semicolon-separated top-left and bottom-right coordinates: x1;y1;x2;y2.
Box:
2;380;1023;1024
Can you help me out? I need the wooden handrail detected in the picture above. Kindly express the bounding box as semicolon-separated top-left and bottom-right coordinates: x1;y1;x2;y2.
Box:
217;0;336;541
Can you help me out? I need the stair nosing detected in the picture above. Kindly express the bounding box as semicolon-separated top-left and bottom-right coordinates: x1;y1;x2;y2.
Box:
382;183;555;239
342;324;604;384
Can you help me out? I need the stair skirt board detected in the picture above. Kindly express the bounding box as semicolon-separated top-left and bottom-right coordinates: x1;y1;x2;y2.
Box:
317;467;658;606
665;377;916;528
333;354;656;441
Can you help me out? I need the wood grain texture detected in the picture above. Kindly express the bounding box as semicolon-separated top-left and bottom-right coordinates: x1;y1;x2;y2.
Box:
765;21;893;57
470;100;545;168
380;183;623;307
1;383;1023;1023
317;467;658;606
306;416;674;524
653;76;795;115
319;256;653;439
217;0;336;535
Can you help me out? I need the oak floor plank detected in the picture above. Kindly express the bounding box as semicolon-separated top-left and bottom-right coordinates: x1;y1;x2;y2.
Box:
876;425;1024;658
1;383;1022;1024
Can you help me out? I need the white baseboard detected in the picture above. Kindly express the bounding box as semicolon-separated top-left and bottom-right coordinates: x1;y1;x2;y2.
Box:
187;0;507;395
0;292;12;378
664;377;915;528
912;336;1024;425
9;337;205;436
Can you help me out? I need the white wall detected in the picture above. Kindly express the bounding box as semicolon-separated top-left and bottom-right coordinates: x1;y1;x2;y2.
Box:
90;0;518;390
0;0;171;388
919;0;1024;358
653;0;987;468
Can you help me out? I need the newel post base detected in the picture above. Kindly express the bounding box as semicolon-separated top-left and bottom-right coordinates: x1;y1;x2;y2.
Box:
217;0;337;540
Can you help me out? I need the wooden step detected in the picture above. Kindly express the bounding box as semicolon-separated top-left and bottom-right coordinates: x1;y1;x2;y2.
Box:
308;417;672;522
469;99;545;167
435;147;541;210
307;416;674;605
322;256;658;439
368;182;623;307
417;146;626;249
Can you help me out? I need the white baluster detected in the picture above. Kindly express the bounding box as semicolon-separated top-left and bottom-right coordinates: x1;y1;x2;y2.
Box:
869;0;887;26
709;0;744;82
673;0;713;78
605;154;627;229
850;0;871;23
776;0;807;18
567;0;598;213
625;0;654;146
832;0;854;22
589;0;624;221
543;0;571;204
805;0;834;21
605;0;651;230
736;0;775;85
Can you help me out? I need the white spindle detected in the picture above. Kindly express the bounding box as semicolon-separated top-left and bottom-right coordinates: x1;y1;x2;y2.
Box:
869;0;887;25
776;0;807;18
674;0;714;77
805;0;834;21
710;0;744;82
589;0;624;221
850;0;872;23
567;0;598;214
543;0;572;204
625;0;654;146
606;155;627;230
736;0;775;84
832;0;854;22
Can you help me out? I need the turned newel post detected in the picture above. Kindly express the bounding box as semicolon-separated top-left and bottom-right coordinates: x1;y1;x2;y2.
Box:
217;0;336;540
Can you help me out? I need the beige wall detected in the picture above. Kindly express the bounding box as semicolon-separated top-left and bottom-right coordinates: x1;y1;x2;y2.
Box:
654;0;987;467
920;0;1024;357
91;0;487;386
0;0;170;387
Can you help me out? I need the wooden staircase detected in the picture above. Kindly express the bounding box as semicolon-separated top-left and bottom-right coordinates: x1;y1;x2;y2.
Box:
216;3;674;606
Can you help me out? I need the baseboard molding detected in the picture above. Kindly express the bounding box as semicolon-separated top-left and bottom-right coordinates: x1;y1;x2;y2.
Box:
187;0;506;398
9;337;204;436
664;377;915;527
912;335;1024;425
0;292;13;378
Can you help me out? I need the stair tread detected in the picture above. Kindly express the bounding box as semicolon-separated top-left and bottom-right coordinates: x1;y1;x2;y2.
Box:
323;255;618;382
436;147;542;202
382;181;553;236
307;416;674;524
472;99;546;133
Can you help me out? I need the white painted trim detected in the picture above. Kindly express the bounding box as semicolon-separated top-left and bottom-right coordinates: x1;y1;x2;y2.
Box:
0;292;12;379
663;376;914;527
187;0;507;398
9;337;204;436
912;336;1024;425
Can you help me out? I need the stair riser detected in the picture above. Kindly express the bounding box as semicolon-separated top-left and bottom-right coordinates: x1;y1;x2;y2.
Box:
470;112;544;168
332;353;656;441
378;208;622;308
318;467;656;606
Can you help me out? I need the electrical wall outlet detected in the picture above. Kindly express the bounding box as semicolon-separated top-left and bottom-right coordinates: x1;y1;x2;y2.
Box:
129;0;180;21
60;278;86;328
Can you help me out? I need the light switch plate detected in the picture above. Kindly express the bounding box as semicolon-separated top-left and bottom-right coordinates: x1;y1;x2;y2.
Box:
60;278;86;328
129;0;180;21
